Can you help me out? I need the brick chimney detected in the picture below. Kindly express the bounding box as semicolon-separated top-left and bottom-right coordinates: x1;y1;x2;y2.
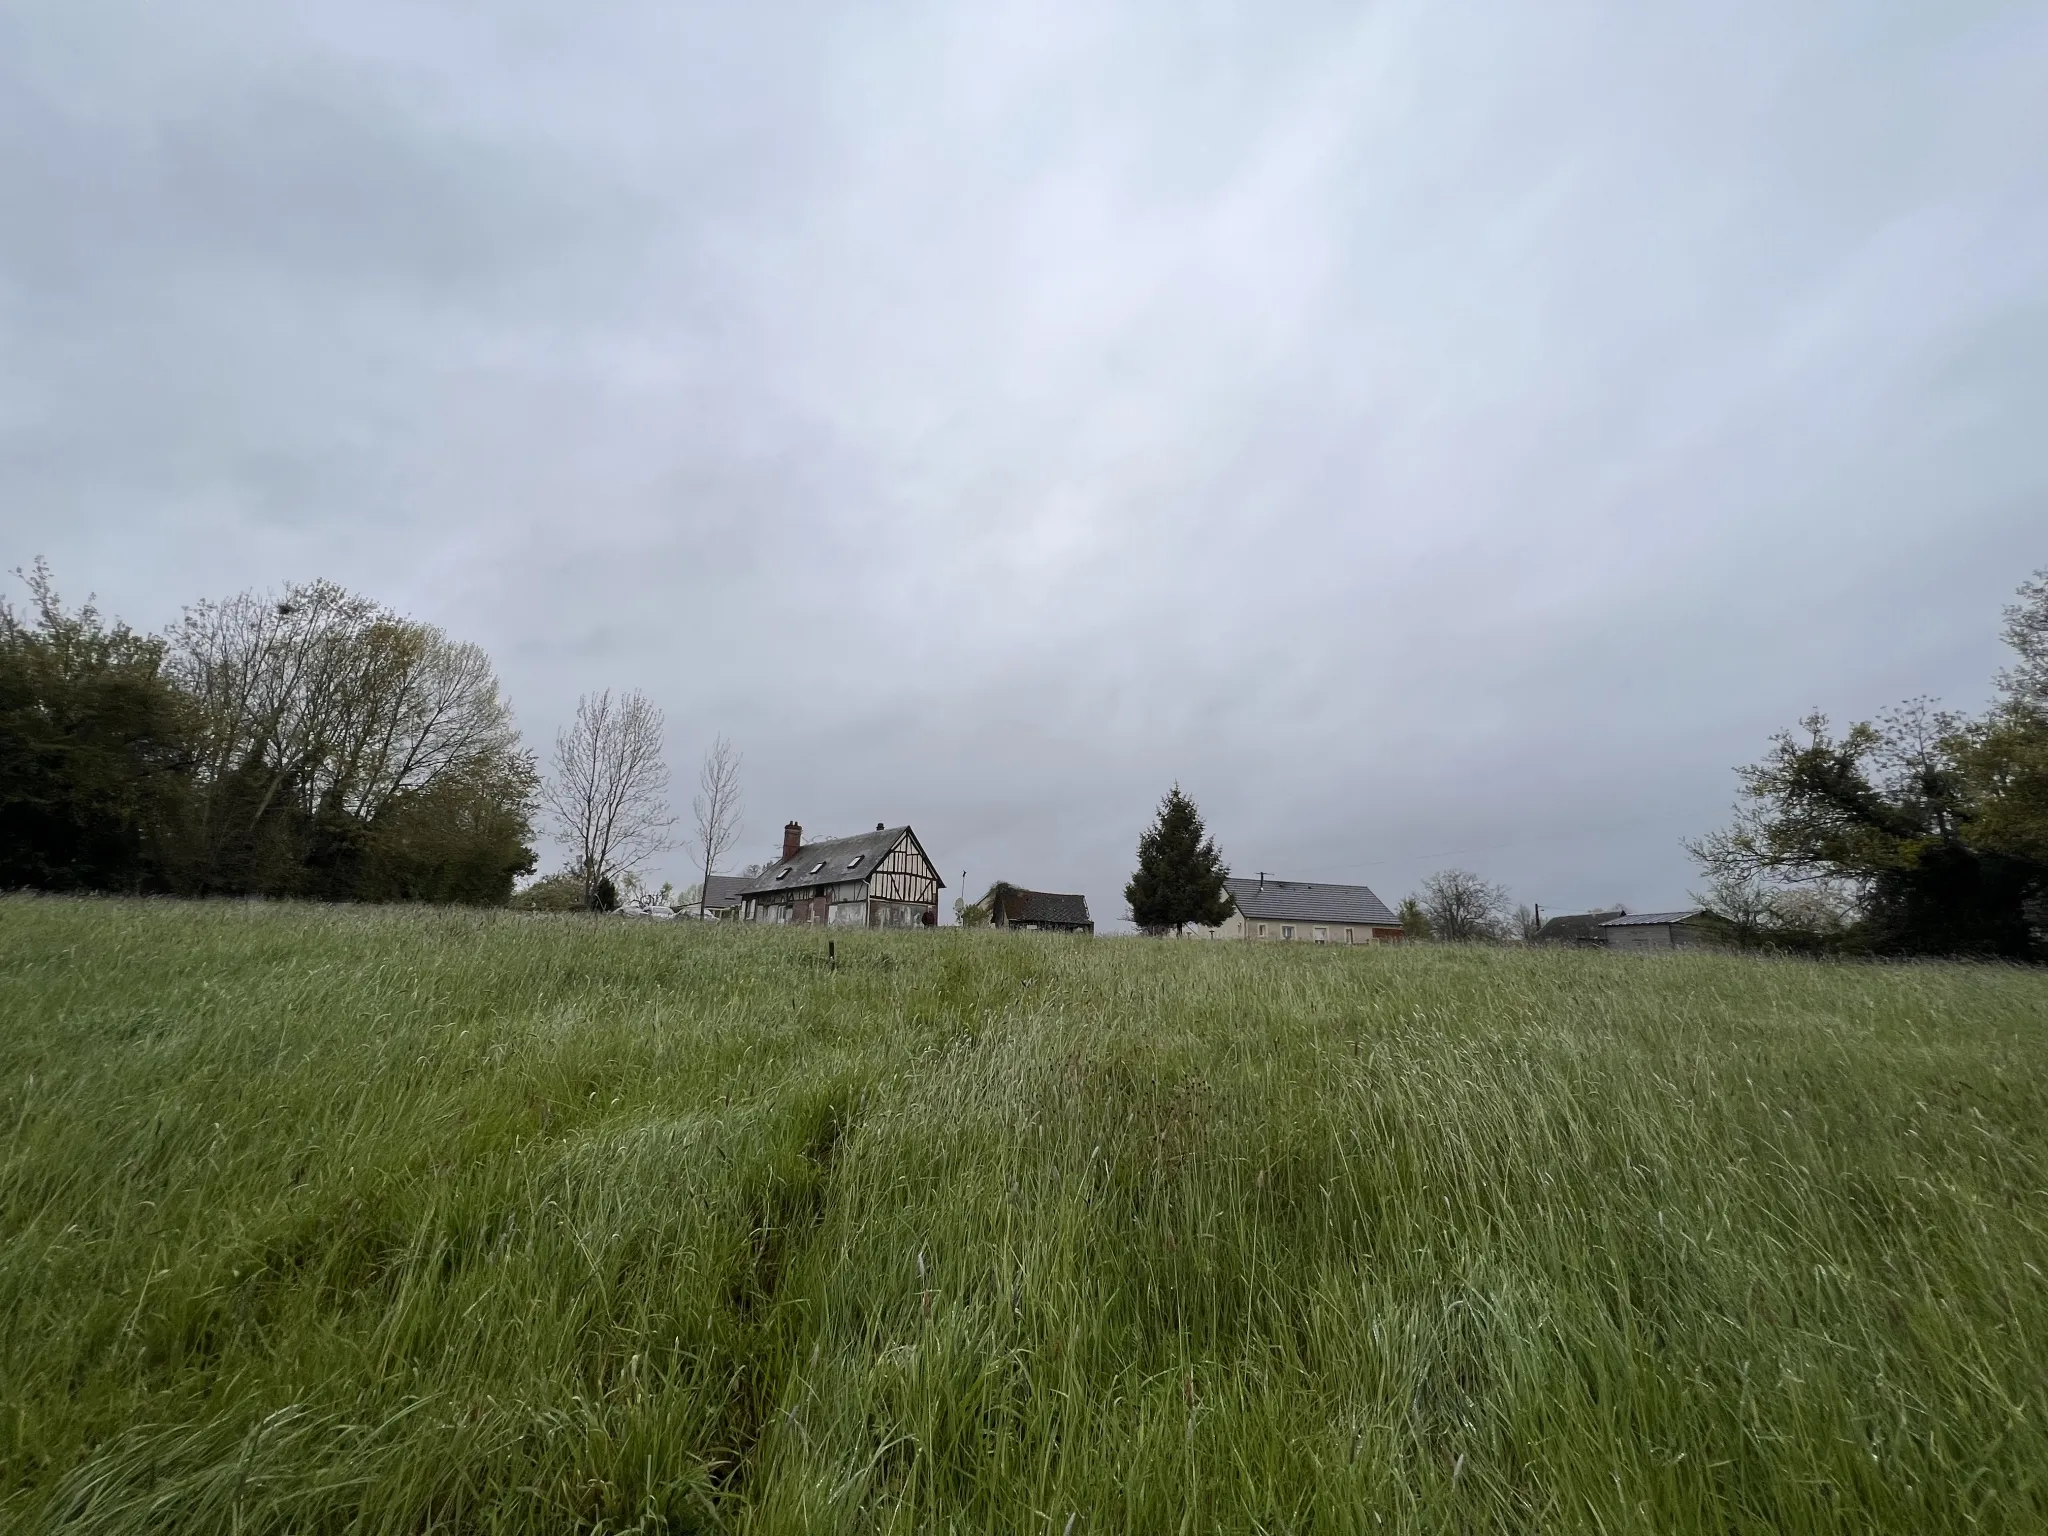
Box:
782;821;803;861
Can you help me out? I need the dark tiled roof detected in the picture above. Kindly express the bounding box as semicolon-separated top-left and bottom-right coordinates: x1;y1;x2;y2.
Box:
994;888;1092;928
701;874;750;909
1535;910;1626;942
1601;908;1710;928
736;826;940;898
1225;877;1398;927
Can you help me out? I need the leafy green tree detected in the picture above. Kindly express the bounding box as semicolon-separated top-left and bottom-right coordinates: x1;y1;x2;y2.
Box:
1689;704;2041;958
1690;570;2048;959
1125;786;1232;935
511;870;589;912
0;562;190;891
1960;719;2048;874
165;579;537;904
352;761;539;904
1998;569;2048;705
953;886;998;926
2;566;536;905
1960;571;2048;876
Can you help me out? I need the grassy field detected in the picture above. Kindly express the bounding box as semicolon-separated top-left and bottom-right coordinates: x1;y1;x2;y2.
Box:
1;899;2045;1533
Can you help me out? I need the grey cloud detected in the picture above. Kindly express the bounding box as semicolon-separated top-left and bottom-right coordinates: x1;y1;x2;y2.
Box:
3;0;2043;925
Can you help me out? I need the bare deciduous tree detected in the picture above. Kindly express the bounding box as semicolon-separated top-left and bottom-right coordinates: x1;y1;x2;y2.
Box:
1415;868;1512;942
690;735;744;916
543;689;675;908
1692;873;1855;950
1692;874;1777;948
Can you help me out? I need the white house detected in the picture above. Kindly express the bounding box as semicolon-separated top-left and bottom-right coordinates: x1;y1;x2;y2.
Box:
1197;874;1404;944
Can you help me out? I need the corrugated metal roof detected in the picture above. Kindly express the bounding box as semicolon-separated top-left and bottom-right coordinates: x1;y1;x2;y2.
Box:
1225;877;1399;927
995;889;1092;928
735;826;940;898
1600;908;1708;927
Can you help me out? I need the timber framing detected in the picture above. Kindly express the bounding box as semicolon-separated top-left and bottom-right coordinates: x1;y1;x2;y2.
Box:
736;823;944;929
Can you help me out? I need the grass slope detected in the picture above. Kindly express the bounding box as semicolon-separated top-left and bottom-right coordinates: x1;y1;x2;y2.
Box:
2;898;2045;1533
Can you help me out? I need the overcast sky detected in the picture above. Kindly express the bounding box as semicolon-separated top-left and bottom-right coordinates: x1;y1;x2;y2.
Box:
4;2;2044;925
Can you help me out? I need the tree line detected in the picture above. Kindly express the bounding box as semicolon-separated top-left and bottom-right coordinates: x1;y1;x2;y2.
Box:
17;555;2041;955
1688;568;2048;959
2;564;537;902
1;563;746;910
1121;569;2048;959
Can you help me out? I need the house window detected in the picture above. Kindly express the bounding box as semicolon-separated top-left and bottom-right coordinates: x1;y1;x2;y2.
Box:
1313;927;1328;943
1257;923;1267;938
1281;925;1295;940
1345;929;1356;944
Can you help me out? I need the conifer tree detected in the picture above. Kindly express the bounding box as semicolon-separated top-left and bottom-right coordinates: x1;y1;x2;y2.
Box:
1125;784;1233;934
1398;897;1433;941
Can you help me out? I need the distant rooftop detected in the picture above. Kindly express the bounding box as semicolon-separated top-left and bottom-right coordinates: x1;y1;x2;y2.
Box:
736;825;923;897
1226;877;1398;927
1601;909;1710;928
701;874;750;909
1535;909;1625;943
993;888;1092;928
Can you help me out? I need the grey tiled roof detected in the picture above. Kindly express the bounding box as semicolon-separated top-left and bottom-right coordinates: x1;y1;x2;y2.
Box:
1600;908;1710;927
701;874;750;910
1225;877;1398;927
736;826;940;898
995;889;1092;928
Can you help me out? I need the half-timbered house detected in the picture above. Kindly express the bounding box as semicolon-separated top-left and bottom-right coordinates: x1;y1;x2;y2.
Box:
737;822;944;928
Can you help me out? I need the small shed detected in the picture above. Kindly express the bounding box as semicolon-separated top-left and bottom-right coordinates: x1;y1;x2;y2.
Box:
989;886;1094;935
1599;908;1731;952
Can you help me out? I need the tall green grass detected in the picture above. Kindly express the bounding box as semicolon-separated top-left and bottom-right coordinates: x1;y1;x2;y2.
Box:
2;897;2044;1532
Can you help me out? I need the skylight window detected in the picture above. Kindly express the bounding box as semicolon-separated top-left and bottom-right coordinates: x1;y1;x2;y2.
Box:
809;861;826;874
774;869;790;881
846;855;865;868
